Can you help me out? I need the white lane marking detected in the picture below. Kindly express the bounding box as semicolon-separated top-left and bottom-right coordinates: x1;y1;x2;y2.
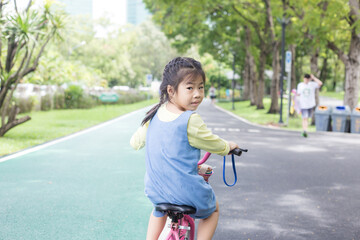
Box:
248;129;261;133
0;107;148;163
208;128;241;132
228;128;240;132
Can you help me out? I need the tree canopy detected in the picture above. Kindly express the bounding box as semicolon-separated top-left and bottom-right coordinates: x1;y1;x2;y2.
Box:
144;0;360;110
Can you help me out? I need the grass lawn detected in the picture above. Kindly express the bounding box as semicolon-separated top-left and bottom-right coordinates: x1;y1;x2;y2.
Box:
1;99;156;157
320;91;344;100
319;91;360;104
217;98;315;132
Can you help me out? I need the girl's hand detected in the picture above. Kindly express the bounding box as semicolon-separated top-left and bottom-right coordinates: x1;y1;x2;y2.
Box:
228;141;239;152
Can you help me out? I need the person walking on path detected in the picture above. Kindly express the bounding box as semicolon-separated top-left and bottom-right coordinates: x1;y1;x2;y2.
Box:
297;73;323;137
130;57;239;240
209;85;217;104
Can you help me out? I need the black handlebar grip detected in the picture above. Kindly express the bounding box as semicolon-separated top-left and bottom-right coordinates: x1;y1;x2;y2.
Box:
229;148;248;156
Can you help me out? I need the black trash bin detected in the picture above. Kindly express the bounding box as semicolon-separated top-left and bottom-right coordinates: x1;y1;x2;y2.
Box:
350;107;360;134
315;105;332;131
331;106;351;132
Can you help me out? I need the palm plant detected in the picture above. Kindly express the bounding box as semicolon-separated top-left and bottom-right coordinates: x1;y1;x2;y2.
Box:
0;0;65;136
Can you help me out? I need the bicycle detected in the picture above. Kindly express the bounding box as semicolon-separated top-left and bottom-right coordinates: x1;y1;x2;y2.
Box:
155;147;248;240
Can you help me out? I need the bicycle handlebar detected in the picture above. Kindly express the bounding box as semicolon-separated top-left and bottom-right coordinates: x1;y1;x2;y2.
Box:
229;148;248;156
197;148;248;165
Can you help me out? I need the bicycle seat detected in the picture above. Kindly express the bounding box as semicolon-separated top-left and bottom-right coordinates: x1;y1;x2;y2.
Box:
155;203;196;215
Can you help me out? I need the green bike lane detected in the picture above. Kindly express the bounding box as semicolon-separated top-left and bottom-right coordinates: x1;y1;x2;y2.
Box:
0;108;152;240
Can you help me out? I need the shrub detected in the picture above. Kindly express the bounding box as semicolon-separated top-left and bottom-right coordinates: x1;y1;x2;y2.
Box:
53;92;65;109
78;95;98;109
117;92;148;104
65;85;84;109
41;94;52;111
15;96;35;113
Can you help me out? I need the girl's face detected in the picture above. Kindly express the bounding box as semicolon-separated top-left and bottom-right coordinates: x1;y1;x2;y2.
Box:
167;75;205;113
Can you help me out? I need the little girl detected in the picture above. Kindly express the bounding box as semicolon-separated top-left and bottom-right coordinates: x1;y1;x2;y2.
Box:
130;57;238;240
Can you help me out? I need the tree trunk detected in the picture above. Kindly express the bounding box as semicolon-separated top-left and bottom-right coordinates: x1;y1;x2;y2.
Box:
242;72;250;100
328;26;360;110
310;49;320;125
332;59;339;91
242;26;251;100
319;56;328;88
0;105;31;137
249;54;258;106
268;41;280;113
244;25;257;104
257;51;265;109
264;0;277;113
344;28;360;110
310;48;320;76
310;48;320;106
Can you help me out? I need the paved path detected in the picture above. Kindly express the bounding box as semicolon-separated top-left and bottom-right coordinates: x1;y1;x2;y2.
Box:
1;100;360;240
197;100;360;240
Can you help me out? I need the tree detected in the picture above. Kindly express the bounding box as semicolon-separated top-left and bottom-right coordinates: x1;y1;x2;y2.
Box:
144;0;250;101
145;0;286;110
327;0;360;109
0;0;65;136
129;20;178;85
243;25;258;105
69;19;178;88
289;0;360;109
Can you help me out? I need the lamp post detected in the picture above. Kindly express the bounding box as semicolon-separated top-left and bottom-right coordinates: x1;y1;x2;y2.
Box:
278;17;289;124
218;62;221;99
232;53;236;110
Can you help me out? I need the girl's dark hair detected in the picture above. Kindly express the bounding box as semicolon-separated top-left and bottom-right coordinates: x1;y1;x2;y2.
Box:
304;73;311;79
141;57;206;125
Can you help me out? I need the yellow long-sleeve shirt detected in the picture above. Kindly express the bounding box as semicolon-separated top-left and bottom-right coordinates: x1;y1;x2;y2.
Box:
130;104;230;156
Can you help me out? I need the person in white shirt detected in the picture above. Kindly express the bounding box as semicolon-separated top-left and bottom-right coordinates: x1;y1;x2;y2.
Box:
208;85;216;104
297;74;323;137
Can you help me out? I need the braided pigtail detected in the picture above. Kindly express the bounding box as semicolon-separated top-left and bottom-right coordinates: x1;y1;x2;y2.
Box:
141;57;206;125
141;93;166;125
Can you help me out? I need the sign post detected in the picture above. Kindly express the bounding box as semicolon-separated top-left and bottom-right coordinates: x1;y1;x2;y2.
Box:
99;93;119;103
146;74;152;85
146;74;152;101
285;51;292;126
278;17;290;124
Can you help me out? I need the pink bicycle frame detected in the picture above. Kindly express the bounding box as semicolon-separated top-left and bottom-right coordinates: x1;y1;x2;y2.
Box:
164;152;212;240
165;214;195;240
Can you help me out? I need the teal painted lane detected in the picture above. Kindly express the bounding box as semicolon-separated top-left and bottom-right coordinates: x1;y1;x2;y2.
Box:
0;108;152;240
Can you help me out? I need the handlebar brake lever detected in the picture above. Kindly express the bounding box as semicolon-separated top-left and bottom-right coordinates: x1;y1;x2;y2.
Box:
229;148;248;156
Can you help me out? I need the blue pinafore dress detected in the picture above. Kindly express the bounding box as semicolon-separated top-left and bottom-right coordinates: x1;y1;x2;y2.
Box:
145;110;216;219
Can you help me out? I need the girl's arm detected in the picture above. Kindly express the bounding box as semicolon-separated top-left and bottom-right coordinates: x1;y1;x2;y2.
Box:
187;114;237;156
130;121;149;150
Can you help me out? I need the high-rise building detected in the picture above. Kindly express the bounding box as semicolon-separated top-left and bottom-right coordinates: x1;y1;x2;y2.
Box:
58;0;93;18
126;0;151;25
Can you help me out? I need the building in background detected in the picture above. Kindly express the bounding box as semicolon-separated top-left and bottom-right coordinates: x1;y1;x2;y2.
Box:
58;0;93;18
127;0;151;25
